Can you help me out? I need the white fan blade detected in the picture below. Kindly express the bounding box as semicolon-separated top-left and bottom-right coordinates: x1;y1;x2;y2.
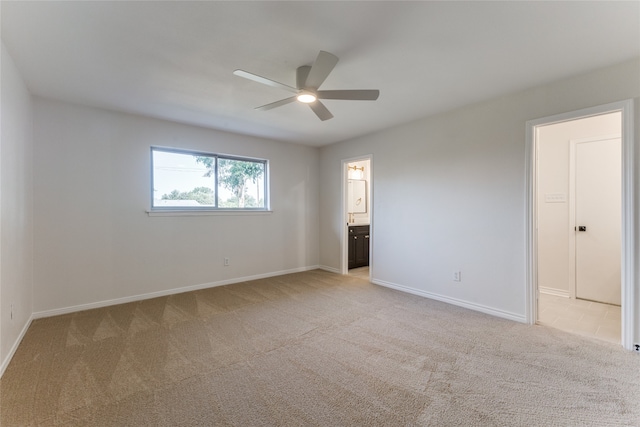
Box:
255;96;297;111
317;90;379;101
309;100;334;121
304;51;339;89
233;70;298;94
296;66;311;90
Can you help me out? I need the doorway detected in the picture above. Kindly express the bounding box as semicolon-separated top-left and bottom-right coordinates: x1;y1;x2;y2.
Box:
342;156;372;280
526;100;635;350
537;115;621;343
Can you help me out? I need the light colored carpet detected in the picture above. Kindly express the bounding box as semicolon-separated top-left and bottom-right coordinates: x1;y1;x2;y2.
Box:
2;270;639;426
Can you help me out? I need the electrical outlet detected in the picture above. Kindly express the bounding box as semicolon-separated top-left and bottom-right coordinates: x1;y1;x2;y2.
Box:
453;271;461;282
634;344;640;353
224;257;230;267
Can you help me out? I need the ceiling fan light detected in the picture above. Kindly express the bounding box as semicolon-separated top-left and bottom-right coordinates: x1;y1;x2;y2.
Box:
297;93;317;103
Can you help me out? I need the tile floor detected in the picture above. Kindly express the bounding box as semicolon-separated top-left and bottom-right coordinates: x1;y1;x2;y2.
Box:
537;292;621;344
349;266;370;280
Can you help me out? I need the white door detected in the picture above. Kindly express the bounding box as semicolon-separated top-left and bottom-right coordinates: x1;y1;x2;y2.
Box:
573;136;621;305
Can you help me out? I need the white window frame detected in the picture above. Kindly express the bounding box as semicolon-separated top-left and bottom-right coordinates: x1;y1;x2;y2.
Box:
149;146;270;214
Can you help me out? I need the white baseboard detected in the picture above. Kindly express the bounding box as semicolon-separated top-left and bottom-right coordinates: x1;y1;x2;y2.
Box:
318;265;340;274
0;314;34;378
539;286;570;298
372;278;526;323
33;265;322;320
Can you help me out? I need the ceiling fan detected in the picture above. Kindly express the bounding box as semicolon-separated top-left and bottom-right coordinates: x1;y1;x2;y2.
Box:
233;51;379;121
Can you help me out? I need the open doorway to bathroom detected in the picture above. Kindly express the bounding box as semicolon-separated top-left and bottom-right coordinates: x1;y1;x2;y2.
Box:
342;156;372;280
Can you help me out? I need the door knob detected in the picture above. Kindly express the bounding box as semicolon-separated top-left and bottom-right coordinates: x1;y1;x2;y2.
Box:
577;225;587;232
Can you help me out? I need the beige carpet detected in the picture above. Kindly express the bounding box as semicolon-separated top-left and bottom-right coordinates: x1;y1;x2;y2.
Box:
2;270;639;426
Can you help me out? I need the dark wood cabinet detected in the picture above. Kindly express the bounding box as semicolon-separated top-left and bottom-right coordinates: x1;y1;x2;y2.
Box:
348;225;370;269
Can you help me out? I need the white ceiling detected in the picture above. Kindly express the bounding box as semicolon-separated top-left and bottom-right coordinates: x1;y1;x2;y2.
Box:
2;1;639;147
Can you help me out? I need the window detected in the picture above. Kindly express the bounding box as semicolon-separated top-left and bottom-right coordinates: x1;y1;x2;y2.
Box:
151;147;268;211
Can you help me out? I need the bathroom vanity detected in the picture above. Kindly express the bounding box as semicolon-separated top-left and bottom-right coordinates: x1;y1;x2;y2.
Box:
348;225;370;269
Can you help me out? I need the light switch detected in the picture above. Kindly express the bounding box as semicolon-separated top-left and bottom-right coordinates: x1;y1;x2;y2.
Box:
545;193;567;203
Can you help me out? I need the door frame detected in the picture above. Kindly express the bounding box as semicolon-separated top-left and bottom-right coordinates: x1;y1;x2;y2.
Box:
341;155;373;278
525;99;635;350
569;134;621;301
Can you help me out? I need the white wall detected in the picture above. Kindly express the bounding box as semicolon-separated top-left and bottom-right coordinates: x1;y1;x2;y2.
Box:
320;58;640;328
33;98;320;314
537;113;621;296
1;42;34;374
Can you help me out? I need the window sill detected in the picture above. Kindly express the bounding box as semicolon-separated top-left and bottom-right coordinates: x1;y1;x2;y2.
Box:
146;209;273;217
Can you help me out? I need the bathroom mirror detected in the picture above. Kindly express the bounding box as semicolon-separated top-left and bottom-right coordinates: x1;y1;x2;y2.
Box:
348;180;367;213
